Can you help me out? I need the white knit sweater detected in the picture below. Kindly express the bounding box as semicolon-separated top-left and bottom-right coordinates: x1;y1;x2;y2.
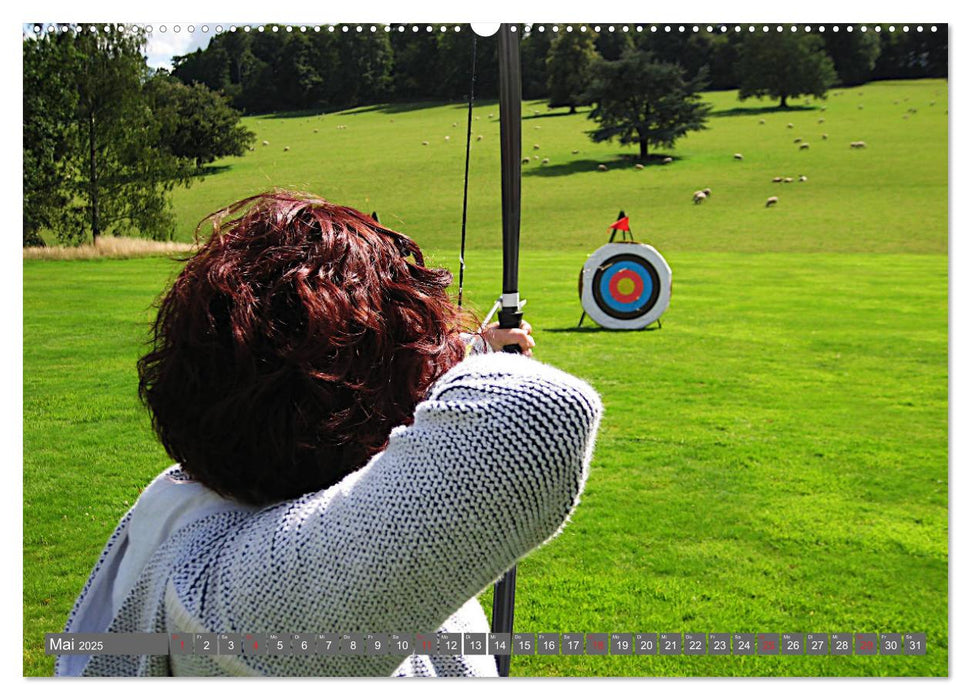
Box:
56;352;602;677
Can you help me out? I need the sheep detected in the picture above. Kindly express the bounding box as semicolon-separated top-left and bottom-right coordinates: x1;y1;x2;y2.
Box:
787;123;794;129
422;141;429;146
799;175;808;182
850;141;867;149
772;176;783;183
283;146;290;152
262;140;269;146
476;135;483;141
444;135;450;141
452;122;457;127
247;146;255;151
783;177;794;183
534;126;541;130
903;114;910;120
759;119;766;124
662;157;673;164
821;106;827;111
822;134;829;140
597;164;608;171
766;196;779;207
533;144;540;150
800;143;810;150
313;128;319;133
702;188;711;197
532;155;539;160
693;191;707;204
542;158;550;164
858;105;864;109
572;149;580;154
794;137;803;143
634;164;645;170
489;113;494;118
522;157;530;164
733;153;743;160
818;118;825;124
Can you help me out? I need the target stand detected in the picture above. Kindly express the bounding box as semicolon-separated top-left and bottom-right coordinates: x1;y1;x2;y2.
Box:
578;241;672;330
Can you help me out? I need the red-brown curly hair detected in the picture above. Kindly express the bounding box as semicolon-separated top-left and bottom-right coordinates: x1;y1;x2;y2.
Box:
137;191;468;505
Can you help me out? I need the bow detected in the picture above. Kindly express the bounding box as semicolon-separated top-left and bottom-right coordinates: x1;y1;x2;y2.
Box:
490;23;523;678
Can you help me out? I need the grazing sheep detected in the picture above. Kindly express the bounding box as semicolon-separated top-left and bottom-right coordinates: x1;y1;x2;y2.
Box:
787;123;794;129
488;113;494;118
522;158;530;164
452;122;457;127
799;175;808;182
283;146;290;152
475;116;480;120
821;106;827;111
662;157;673;164
858;105;864;109
693;191;707;204
930;101;936;106
532;155;539;160
772;176;783;183
422;141;429;146
572;149;580;154
794;137;802;143
444;135;450;141
759;119;766;124
597;164;608;171
313;128;319;133
733;153;743;160
533;144;540;150
703;188;711;197
247;146;255;151
262;140;269;146
534;126;541;130
476;135;483;141
903;114;910;120
800;143;810;150
766;196;779;207
542;158;550;164
634;164;645;170
850;141;867;149
818;118;825;124
822;134;829;140
783;177;793;183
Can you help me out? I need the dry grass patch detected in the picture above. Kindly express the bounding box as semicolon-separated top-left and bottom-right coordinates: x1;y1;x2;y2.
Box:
23;236;197;261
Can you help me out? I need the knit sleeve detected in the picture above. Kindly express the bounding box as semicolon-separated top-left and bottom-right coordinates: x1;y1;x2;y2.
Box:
191;352;602;676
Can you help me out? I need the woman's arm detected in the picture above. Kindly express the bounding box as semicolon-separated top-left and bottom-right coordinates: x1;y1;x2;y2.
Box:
187;352;602;676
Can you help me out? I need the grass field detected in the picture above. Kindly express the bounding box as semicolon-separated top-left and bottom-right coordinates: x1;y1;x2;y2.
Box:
23;79;948;677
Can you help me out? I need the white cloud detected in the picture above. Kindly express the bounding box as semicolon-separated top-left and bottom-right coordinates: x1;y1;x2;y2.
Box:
144;25;215;70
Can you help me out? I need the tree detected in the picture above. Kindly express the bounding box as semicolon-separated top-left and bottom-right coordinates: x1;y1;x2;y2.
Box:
823;27;881;86
546;29;598;113
23;28;77;245
146;74;255;169
584;49;711;161
23;24;194;244
736;29;837;108
521;27;553;100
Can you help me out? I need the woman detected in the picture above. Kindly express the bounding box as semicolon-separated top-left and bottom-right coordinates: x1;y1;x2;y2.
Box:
56;190;602;676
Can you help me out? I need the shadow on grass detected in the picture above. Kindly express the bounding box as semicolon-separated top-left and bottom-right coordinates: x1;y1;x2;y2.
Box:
524;153;679;178
712;104;818;118
195;165;232;177
544;323;663;333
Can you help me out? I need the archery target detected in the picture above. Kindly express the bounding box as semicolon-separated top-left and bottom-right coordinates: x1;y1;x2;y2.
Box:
579;243;672;329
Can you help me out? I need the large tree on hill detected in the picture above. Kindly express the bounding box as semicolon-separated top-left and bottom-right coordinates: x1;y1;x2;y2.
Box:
146;74;255;169
546;29;598;113
735;29;837;108
583;49;711;161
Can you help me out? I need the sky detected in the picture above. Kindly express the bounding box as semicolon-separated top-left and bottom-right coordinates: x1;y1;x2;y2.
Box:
143;24;215;70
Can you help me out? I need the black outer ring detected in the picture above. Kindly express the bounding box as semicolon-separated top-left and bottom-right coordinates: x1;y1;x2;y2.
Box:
591;253;662;320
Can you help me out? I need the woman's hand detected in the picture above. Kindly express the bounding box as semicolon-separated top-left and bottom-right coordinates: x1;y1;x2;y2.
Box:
481;321;535;357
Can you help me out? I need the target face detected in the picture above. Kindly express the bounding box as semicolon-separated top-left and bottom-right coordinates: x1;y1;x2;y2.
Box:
580;243;671;329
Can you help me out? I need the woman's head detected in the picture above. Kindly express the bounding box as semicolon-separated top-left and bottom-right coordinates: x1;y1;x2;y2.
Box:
138;191;467;505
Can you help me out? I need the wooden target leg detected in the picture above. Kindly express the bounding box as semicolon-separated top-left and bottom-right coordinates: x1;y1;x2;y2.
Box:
577;311;587;328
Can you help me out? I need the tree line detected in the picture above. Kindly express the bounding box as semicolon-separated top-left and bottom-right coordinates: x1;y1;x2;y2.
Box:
171;24;947;114
24;24;255;246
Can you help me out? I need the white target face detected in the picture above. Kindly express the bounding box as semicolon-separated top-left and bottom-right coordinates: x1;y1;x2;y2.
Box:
579;243;672;329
